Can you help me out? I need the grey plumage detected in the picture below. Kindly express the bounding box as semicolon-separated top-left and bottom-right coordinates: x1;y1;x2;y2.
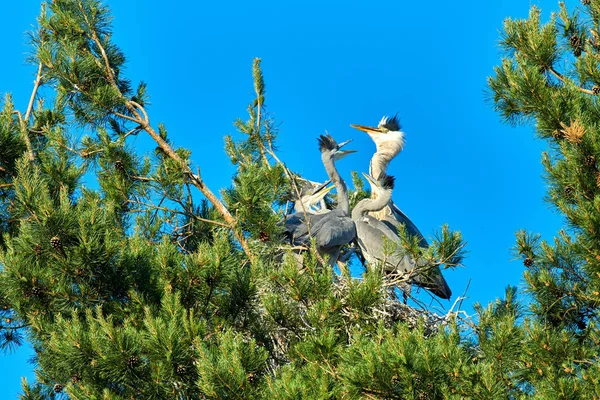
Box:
284;135;357;266
352;174;451;300
351;115;451;299
353;116;431;247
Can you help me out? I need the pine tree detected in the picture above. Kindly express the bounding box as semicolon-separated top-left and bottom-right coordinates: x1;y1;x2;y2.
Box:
487;1;600;397
10;0;600;399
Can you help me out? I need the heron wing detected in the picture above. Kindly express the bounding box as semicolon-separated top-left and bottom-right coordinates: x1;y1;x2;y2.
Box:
283;212;311;245
355;216;415;274
310;210;356;250
284;210;356;250
380;202;429;248
410;265;452;299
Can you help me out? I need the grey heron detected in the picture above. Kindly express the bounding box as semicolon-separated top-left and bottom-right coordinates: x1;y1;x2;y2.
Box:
290;178;333;214
283;182;334;238
283;135;357;266
352;173;452;300
351;116;428;248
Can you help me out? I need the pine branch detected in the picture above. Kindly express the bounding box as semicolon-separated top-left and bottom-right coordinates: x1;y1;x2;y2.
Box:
252;58;269;166
121;101;254;261
77;0;116;86
20;63;44;162
128;199;229;228
547;65;595;95
50;2;256;262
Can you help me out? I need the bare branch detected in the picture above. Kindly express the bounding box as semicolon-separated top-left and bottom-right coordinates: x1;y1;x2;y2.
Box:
547;66;595;95
18;63;43;162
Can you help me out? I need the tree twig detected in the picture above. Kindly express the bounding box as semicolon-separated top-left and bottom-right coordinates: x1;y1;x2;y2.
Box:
68;2;255;263
122;102;254;261
20;62;44;162
547;66;595;95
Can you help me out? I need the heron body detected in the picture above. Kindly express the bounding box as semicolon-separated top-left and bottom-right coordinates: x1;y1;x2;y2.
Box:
352;175;417;274
284;182;333;242
352;173;451;300
283;135;357;266
351;115;448;264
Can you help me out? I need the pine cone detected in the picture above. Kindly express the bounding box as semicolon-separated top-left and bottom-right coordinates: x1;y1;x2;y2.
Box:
564;186;575;198
190;276;201;287
586;155;596;167
524;257;534;267
114;160;125;173
582;0;591;5
33;244;42;254
127;355;140;368
392;375;400;385
259;232;269;242
50;236;62;249
593;85;600;95
570;34;583;57
53;384;63;393
30;286;43;298
247;373;257;384
552;130;563;140
176;364;187;375
71;374;82;384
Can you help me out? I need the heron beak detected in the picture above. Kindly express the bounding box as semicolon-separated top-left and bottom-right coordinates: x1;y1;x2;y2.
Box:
311;180;333;196
337;139;353;148
334;139;357;160
310;183;335;202
350;124;383;134
335;149;357;160
361;172;378;187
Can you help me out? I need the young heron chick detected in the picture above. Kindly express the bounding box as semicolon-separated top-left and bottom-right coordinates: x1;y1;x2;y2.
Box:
283;135;357;267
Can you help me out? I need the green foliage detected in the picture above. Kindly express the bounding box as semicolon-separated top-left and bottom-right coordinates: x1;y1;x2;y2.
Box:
487;0;600;397
196;330;268;399
10;0;600;398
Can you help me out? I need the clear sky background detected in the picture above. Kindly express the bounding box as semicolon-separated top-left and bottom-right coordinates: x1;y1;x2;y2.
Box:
0;0;575;396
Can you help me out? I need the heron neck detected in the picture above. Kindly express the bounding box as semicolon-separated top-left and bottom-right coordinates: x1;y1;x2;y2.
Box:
370;152;396;180
352;190;391;220
322;153;349;214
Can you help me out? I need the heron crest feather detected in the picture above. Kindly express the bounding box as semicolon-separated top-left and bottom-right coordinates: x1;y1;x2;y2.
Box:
318;134;337;152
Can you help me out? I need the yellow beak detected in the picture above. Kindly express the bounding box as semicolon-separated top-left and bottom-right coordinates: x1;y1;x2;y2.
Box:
350;124;382;134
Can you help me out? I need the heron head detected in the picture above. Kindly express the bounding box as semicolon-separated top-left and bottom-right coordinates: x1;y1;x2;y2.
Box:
362;172;395;194
350;115;404;150
318;134;357;161
296;181;335;211
351;115;401;134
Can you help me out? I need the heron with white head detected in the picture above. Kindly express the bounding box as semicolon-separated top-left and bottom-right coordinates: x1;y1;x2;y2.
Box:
283;135;357;266
352;173;452;300
351;115;405;181
351;116;429;248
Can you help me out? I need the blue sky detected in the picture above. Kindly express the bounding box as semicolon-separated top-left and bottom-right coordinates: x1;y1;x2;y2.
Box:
0;0;574;396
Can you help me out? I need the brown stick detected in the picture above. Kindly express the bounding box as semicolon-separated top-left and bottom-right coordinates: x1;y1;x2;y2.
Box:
547;66;595;95
122;101;255;262
75;1;255;263
20;63;44;162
